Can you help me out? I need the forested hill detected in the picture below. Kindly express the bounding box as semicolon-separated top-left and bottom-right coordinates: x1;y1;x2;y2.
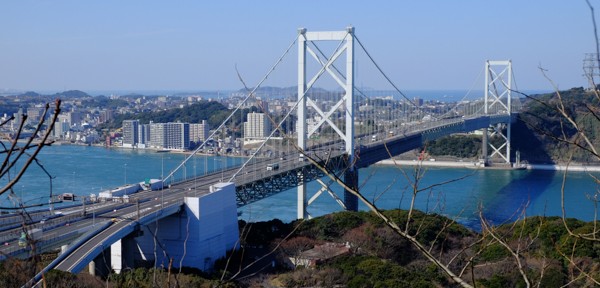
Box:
515;87;600;163
427;87;600;164
99;100;242;130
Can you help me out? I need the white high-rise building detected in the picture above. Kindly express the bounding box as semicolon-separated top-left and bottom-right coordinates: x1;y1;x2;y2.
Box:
150;123;165;148
149;122;190;150
243;112;271;140
122;120;139;148
190;120;210;144
138;124;151;148
53;121;71;139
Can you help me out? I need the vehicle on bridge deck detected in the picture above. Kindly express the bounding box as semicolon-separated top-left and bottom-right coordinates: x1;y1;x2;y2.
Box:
266;163;279;171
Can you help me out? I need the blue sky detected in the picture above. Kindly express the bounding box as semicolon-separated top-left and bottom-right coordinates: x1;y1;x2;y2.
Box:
0;1;594;93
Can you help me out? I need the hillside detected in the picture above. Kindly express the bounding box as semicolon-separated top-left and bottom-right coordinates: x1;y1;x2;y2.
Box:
426;87;600;164
98;100;234;131
515;87;600;163
6;210;596;287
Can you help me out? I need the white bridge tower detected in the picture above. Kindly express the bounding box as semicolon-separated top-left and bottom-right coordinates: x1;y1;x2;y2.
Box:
482;60;513;165
297;27;356;219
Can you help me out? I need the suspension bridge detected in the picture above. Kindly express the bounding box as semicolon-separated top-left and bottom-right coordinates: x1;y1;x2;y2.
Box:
8;27;521;283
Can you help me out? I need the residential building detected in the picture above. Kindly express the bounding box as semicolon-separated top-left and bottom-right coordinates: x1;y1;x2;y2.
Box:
53;121;70;139
243;112;271;140
26;107;45;123
122;120;139;148
99;109;113;123
150;122;190;150
138;124;151;148
190;120;210;144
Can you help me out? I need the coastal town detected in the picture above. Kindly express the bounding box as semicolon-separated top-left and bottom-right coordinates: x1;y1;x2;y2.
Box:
1;1;599;287
0;89;451;156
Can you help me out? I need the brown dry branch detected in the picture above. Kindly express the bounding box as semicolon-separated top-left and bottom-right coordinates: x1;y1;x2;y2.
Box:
512;81;600;245
556;244;600;286
230;39;527;287
539;68;599;159
0;100;61;196
301;145;476;287
0;99;61;288
228;220;306;282
479;209;532;288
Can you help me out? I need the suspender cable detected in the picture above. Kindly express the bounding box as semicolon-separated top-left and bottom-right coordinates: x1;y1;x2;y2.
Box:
163;34;300;182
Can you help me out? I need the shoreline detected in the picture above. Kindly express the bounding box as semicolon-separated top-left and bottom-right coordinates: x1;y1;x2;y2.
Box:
375;159;600;172
49;140;600;172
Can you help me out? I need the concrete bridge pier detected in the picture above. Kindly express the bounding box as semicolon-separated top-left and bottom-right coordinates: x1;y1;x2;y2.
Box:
106;182;240;273
111;234;139;274
82;183;239;276
481;127;489;165
343;169;359;211
88;246;111;278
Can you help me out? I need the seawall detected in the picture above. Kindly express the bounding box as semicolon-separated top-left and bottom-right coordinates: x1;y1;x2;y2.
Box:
375;159;600;172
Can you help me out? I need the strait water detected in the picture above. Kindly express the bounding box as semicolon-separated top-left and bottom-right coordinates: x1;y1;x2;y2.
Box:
1;145;598;230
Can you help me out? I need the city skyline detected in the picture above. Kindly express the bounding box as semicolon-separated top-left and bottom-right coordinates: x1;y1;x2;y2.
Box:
0;1;595;93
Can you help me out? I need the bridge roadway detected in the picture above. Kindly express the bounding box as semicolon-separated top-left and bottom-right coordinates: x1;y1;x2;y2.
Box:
18;113;513;282
233;113;514;204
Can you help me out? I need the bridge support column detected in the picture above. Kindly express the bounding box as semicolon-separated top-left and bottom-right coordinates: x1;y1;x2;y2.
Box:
89;246;111;278
132;182;240;272
111;235;136;274
481;128;488;165
343;169;359;211
88;260;95;276
297;171;307;219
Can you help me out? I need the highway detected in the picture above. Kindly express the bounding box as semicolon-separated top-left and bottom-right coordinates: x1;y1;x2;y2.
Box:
9;113;514;278
2;114;502;259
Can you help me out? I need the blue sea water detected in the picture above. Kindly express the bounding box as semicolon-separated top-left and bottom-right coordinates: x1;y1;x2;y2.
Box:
1;145;597;230
239;164;598;230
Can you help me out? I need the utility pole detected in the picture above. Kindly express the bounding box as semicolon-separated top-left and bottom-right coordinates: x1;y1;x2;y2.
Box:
82;196;86;216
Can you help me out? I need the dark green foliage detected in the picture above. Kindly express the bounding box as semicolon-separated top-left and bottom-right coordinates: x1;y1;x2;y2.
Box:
479;243;511;262
239;218;292;245
558;224;600;258
383;209;473;246
425;88;600;163
5;210;598;287
518;88;600;163
491;216;597;259
44;270;77;287
0;258;35;288
98;100;232;131
536;265;566;288
325;256;446;288
478;273;521;288
275;266;346;287
81;95;129;110
296;210;369;240
53;90;91;99
107;267;226;288
425;135;481;158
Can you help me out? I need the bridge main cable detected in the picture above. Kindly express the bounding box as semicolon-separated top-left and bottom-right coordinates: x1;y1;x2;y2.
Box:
228;29;352;182
163;34;301;183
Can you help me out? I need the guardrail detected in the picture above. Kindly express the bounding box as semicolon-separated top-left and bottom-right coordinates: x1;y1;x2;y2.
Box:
24;221;113;288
